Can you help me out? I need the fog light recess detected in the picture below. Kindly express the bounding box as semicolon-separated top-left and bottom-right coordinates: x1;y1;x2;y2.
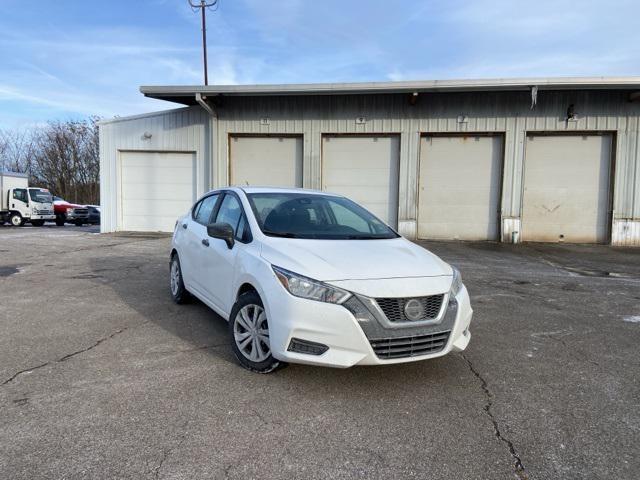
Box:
287;338;329;356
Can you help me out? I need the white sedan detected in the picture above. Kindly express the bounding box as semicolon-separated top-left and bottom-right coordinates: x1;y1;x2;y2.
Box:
170;187;472;373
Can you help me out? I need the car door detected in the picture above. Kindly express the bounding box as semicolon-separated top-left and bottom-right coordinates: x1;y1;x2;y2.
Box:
11;188;29;216
181;193;220;297
201;192;251;315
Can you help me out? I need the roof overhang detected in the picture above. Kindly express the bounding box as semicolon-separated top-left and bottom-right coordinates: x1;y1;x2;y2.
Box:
140;76;640;105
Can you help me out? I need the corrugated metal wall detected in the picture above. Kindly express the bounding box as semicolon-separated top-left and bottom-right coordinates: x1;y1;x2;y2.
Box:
215;90;640;244
100;90;640;244
99;107;209;232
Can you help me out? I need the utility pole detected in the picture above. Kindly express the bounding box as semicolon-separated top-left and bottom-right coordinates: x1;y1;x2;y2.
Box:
188;0;219;85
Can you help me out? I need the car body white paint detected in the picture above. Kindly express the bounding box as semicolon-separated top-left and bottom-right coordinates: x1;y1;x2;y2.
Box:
171;186;473;368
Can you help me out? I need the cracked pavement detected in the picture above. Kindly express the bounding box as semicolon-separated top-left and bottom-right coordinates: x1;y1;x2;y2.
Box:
1;225;639;479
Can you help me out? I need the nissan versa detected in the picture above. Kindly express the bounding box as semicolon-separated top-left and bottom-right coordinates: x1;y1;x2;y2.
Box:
170;187;472;373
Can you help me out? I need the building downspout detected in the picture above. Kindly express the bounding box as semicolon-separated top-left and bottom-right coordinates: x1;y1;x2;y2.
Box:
195;93;218;191
196;92;216;118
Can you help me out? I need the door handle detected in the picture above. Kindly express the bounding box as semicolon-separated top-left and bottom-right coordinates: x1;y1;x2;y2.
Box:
182;223;187;229
201;238;210;247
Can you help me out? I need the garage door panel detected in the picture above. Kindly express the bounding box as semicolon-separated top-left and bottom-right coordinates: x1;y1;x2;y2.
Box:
120;151;196;232
418;135;502;240
522;135;611;243
420;221;495;240
230;136;302;187
322;136;399;227
119;198;193;212
422;209;498;223
323;169;389;189
524;166;608;187
121;168;193;185
425;186;498;205
522;224;602;243
120;215;185;232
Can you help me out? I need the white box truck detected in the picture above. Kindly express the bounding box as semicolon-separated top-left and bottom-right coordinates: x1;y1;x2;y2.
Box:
1;172;56;226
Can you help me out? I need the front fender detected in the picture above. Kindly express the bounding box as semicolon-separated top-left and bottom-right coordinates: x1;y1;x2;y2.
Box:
231;249;273;314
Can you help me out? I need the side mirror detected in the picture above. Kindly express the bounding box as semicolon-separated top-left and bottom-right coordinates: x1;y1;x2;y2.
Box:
207;222;235;249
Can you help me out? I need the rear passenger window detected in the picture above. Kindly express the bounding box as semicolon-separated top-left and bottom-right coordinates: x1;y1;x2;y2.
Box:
193;194;219;225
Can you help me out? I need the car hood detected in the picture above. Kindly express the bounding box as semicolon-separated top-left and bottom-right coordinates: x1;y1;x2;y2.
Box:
259;237;452;281
54;201;85;208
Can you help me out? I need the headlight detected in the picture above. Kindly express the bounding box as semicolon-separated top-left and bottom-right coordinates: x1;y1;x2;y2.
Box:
66;207;74;214
450;267;463;297
272;266;351;304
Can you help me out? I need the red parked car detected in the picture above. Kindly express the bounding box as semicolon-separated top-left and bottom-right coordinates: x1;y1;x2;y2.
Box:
52;196;90;226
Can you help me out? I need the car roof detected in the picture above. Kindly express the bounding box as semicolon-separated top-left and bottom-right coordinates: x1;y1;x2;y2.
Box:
210;186;342;197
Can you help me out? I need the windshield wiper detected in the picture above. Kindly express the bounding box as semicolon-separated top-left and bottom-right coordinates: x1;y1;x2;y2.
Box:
262;230;299;238
345;235;388;239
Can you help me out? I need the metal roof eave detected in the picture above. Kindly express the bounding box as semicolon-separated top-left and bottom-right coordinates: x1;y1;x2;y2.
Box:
140;76;640;104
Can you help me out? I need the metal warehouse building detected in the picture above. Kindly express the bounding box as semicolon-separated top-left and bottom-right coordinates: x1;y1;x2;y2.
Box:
99;77;640;245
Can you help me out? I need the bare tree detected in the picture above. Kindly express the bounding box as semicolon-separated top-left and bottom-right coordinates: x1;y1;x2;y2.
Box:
0;128;36;174
0;131;6;172
1;118;100;205
29;118;100;204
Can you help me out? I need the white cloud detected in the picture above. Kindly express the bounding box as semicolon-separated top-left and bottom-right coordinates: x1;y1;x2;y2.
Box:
1;0;639;127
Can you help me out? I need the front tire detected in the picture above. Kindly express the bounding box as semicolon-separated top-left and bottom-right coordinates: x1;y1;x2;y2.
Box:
10;213;24;227
169;254;190;304
229;292;283;374
55;215;65;226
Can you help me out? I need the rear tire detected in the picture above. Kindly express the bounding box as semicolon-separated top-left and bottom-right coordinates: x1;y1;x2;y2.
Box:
10;213;24;227
31;220;45;227
169;254;190;304
228;291;284;374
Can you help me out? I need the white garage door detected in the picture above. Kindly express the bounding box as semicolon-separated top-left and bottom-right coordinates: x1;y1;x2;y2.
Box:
322;135;399;227
418;135;503;240
120;151;196;232
230;136;303;187
522;134;612;243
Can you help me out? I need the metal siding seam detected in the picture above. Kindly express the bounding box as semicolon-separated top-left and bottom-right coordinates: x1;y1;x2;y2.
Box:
629;126;640;218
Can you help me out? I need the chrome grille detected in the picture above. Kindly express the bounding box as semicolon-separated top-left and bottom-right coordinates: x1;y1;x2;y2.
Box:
370;331;450;359
73;208;89;216
376;294;444;322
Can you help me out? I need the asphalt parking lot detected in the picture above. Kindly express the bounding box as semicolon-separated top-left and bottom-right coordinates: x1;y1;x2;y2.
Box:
0;225;639;480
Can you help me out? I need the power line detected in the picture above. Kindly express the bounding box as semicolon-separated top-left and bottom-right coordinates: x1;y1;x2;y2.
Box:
188;0;219;85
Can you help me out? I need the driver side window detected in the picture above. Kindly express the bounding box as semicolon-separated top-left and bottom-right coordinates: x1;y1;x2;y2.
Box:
215;194;251;243
13;189;27;203
216;195;241;228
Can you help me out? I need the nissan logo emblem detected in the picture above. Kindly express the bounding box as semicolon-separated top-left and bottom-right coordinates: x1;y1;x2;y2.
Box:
404;299;424;321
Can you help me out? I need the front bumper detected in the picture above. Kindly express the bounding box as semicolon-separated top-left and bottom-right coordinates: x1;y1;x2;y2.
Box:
65;214;89;222
30;214;56;220
263;282;472;368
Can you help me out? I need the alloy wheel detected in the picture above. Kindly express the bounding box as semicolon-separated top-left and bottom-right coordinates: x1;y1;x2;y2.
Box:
233;304;271;362
170;258;180;296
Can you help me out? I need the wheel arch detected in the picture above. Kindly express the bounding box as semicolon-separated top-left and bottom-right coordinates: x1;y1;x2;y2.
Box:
236;282;259;299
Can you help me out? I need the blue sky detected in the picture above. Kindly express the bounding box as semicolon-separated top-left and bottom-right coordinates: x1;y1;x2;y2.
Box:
0;0;638;127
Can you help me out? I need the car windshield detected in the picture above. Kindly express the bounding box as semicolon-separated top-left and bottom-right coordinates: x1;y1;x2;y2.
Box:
29;188;53;203
247;192;398;240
